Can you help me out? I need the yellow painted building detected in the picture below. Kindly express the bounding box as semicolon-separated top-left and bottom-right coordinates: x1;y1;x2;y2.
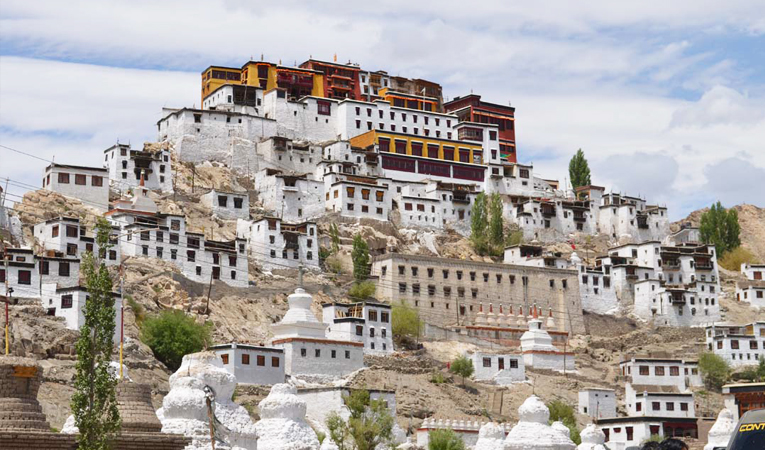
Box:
350;130;485;165
378;87;439;112
201;66;243;105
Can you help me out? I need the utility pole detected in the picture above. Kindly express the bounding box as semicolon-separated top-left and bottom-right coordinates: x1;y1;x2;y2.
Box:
205;268;214;315
119;264;125;380
2;243;11;355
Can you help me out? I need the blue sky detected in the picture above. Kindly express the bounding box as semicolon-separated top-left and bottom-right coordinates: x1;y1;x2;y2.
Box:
1;0;764;220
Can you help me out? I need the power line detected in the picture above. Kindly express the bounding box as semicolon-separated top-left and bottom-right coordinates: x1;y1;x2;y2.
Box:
0;144;53;163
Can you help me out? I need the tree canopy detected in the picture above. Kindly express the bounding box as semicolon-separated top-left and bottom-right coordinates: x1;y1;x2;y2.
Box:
351;234;370;282
326;390;395;450
428;428;466;450
449;356;474;386
471;193;489;255
140;310;212;371
698;352;731;390
568;149;591;190
699;202;741;256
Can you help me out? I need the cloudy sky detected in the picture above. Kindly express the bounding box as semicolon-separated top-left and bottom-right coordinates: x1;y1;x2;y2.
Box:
1;0;764;219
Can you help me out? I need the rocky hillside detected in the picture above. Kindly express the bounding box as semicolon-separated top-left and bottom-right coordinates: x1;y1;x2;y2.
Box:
674;204;765;262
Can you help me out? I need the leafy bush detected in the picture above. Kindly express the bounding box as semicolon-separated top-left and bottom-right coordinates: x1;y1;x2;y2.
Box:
325;255;344;274
430;372;448;384
348;281;376;300
392;301;422;347
140;310;212;371
698;352;731;390
428;428;465;450
547;399;581;445
326;390;394;450
449;356;474;387
719;246;758;271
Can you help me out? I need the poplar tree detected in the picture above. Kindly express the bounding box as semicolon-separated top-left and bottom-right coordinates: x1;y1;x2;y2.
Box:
471;193;488;255
71;218;121;449
568;149;591;190
351;234;370;282
699;202;741;256
488;193;504;255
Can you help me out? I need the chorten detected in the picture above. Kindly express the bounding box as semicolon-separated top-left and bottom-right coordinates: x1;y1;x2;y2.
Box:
546;308;556;331
504;395;576;450
486;303;497;326
517;306;526;326
497;304;508;327
704;408;736;450
254;383;319;450
577;424;607;450
475;302;488;326
271;287;327;340
474;422;506;450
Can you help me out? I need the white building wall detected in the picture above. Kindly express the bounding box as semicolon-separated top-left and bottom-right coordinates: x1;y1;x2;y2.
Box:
239;218;320;271
254;171;325;221
706;323;765;368
212;344;285;385
736;284;765;307
742;263;765;281
469;352;525;384
40;284;122;343
33;218;120;266
275;340;364;378
578;389;617;419
263;92;339;142
42;164;110;211
325;178;391;222
620;359;702;390
200;190;250;220
334;99;457;141
596;421;660;450
103;144;173;194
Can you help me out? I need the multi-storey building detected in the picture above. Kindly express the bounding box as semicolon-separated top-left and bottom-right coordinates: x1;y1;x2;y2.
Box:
103;143;173;193
39;284;122;342
322;301;393;355
736;263;765;307
41;163;110;211
237;217;320;272
255;170;325;222
299;59;361;100
1;248;80;299
503;244;570;270
371;253;586;335
619;357;702;392
445;94;517;163
324;173;392;221
32;217;120;266
705;322;765;367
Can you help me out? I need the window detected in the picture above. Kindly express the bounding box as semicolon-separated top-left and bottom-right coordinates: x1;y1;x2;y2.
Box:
368;310;378;322
317;100;331;115
315;349;321;357
345;350;351;359
59;262;70;277
636;402;642;412
331;350;337;359
655;366;665;376
67;243;78;256
242;354;250;365
61;295;73;309
52;225;59;237
639;365;649;375
40;260;49;275
356;325;363;336
652;402;660;411
670;366;680;376
301;348;307;357
92;176;103;187
680;402;688;411
58;173;70;184
187;250;196;262
483;357;492;368
18;270;31;285
666;402;674;411
399;283;407;293
381;312;389;323
221;354;229;364
75;174;86;185
369;328;375;338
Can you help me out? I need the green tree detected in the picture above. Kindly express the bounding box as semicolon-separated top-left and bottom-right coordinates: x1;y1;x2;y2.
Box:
428;428;466;450
488;193;504;256
351;234;370;282
326;390;395;450
330;223;341;254
348;281;376;299
471;192;488;255
699;202;741;256
449;355;474;387
698;352;731;390
392;301;422;346
140;310;212;371
568;149;591;190
71;218;121;450
547;399;581;445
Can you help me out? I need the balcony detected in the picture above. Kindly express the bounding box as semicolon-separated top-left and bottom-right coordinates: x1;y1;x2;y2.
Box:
662;260;681;269
695;261;714;270
541;205;556;217
573;213;586;222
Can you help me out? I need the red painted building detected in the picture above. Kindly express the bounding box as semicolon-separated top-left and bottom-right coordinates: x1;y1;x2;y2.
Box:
299;59;362;100
444;94;517;163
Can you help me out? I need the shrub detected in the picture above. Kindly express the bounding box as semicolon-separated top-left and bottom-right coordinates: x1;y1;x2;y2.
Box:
428;428;465;450
325;255;344;274
319;246;332;262
430;372;448;384
140;310;212;371
698;352;731;390
547;399;581;445
719;246;758;271
348;281;376;300
326;390;395;450
449;356;474;387
126;296;146;328
351;234;370;282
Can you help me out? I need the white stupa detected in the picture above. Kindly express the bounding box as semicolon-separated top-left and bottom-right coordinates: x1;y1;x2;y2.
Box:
497;305;508;327
475;303;488;325
517;306;526;327
704;408;736;450
474;422;506;450
551;421;570;439
254;383;319;450
156;351;259;450
487;303;497;326
520;308;574;371
271;288;327;340
546;309;556;331
577;424;607;450
503;395;576;450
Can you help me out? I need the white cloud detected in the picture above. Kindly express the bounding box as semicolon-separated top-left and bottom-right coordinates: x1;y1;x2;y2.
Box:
671;85;765;127
702;157;765;207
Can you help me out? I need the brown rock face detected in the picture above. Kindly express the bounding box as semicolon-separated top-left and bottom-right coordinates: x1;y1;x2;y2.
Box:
0;356;51;431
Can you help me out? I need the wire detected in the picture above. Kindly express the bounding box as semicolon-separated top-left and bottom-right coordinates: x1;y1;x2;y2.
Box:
0;144;53;163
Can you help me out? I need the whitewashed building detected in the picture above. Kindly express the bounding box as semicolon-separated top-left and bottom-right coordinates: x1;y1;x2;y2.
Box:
211;342;285;385
705;322;765;367
40;284;122;342
520;309;575;371
33;217;120;266
200;189;250;220
1;248;80;299
324;173;392;221
322;301;393;355
468;351;525;385
504;244;570;270
237;217;319;272
42;163;110;211
269;287;364;379
255;170;324;221
578;388;617;419
619;357;702;391
736;263;765;307
595;416;699;450
625;385;695;418
103;143;173;193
